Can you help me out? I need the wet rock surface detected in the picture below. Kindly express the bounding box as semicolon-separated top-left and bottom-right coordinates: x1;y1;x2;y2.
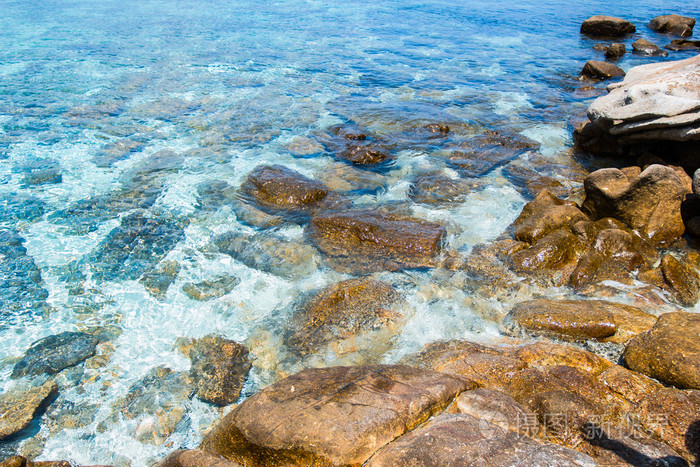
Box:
12;332;99;379
215;231;319;279
580;16;636;37
178;335;251;406
83;212;188;282
307;210;445;273
182;275;240;301
581;60;625;80
0;381;58;440
199;365;471;466
139;260;181;299
631;39;668;57
286;278;405;354
623;312;700;390
648;14;696;37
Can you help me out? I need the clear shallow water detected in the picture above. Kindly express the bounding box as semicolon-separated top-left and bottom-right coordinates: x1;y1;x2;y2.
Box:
1;0;699;464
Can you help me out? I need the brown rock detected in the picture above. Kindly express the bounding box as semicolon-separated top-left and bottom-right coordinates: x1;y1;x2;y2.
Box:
582;60;626;80
339;144;392;166
581;16;636;37
573;120;625;157
158;449;243;467
366;413;597;467
509;228;585;272
660;254;700;306
598;365;663;404
666;39;700;51
581;165;686;244
631;38;669;57
179;335;251;406
240;165;342;215
408;172;475;205
511;342;612;375
0;381;58;440
445;131;537;178
510;189;589;244
0;457;73;467
503;299;619;341
307;210;445;273
605;43;626;60
448;388;540;436
636;387;700;462
623;311;700;389
649;14;696;37
200;365;471;466
286;278;405;354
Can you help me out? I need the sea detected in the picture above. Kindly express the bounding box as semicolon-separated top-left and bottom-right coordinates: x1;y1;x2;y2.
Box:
1;0;698;464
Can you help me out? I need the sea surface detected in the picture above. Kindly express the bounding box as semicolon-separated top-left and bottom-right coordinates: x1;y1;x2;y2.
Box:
1;0;699;464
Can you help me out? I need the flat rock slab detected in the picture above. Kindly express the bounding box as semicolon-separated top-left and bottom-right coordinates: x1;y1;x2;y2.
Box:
200;365;471;466
12;332;99;378
366;413;597;466
307;210;445;273
581;15;635;37
503;299;655;343
0;381;58;439
623;311;700;389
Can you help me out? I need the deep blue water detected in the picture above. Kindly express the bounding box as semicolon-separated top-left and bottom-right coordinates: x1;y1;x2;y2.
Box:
0;0;698;464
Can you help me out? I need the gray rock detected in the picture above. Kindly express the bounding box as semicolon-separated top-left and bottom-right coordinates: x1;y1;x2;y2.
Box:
631;39;668;57
83;212;187;282
11;331;99;378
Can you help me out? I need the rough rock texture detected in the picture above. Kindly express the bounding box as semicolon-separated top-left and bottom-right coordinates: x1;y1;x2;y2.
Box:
666;39;700;51
0;456;73;467
215;231;319;279
286;278;404;354
511;342;612;375
339;144;392;166
366;413;597;467
623;312;700;389
631;39;668;57
240;165;344;216
447;388;539;436
0;381;58;439
307;210;445;273
158;450;243;467
581;60;625;80
605;43;626;60
580;55;700;163
199;365;471;466
660;254;700;306
581;16;636;37
581;165;686;244
510;189;588;244
179;335;251;406
503;299;655;343
12;332;99;378
648;14;696;37
445;131;538;178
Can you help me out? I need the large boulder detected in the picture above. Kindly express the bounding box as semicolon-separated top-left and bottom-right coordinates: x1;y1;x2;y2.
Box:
581;165;686;244
0;381;58;439
648;14;696;37
623;312;700;389
199;365;471;466
307;210;445;273
366;413;597;467
580;16;636;37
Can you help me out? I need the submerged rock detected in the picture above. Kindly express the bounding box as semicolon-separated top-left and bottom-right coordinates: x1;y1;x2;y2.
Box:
182;275;240;301
339;144;392;166
665;39;700;51
581;165;685;244
408;172;476;205
11;332;99;379
83;212;188;282
366;412;597;467
0;229;50;324
286;278;405;354
240;165;345;218
178;335;251;406
214;231;319;279
93;139;144;167
199;365;470;466
623;312;700;389
581;60;625;80
19;159;62;187
107;366;194;444
581;16;636;37
307;210;445;273
0;193;45;225
139;260;181;299
0;381;58;440
445;131;538;178
648;14;695;37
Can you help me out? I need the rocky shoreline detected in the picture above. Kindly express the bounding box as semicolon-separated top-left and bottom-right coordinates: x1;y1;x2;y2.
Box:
1;11;700;467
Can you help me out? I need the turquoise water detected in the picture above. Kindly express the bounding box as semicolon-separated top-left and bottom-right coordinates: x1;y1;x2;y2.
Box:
1;0;699;464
